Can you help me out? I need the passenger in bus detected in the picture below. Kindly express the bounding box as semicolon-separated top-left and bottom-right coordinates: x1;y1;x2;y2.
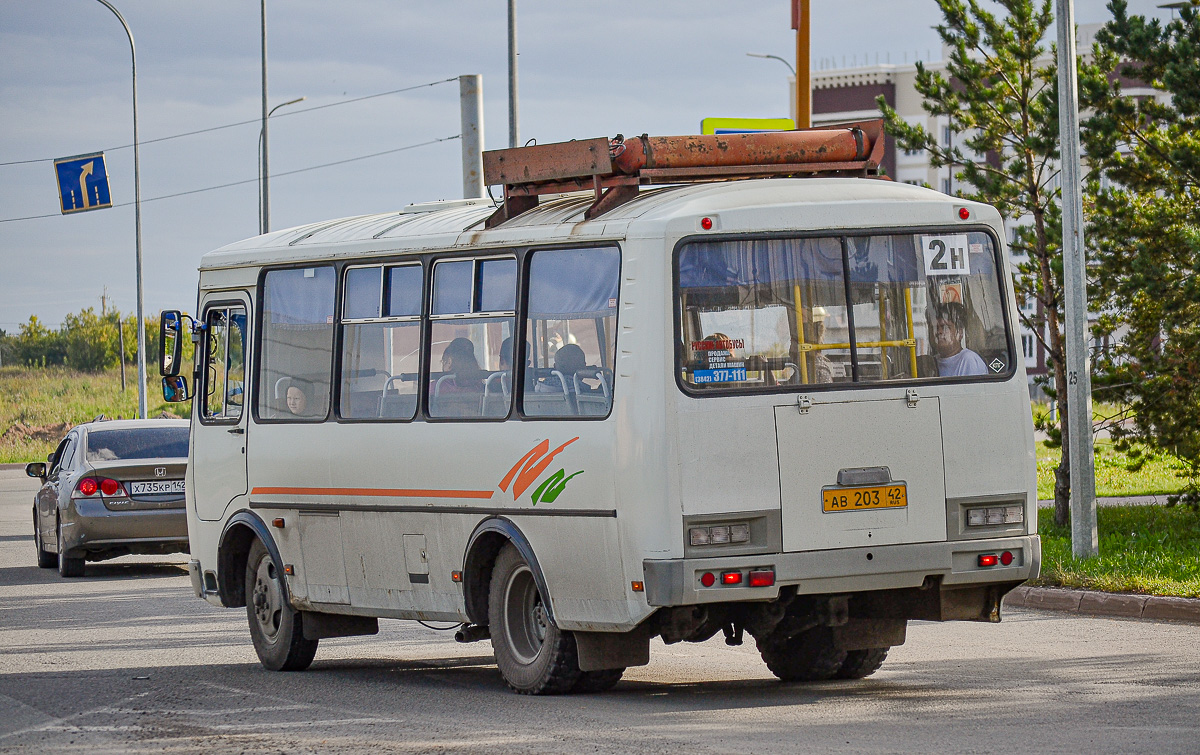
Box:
285;384;310;416
802;308;835;384
437;337;487;392
499;336;535;390
933;302;988;376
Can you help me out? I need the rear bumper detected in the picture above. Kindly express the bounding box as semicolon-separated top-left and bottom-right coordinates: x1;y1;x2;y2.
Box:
642;534;1040;607
61;498;189;554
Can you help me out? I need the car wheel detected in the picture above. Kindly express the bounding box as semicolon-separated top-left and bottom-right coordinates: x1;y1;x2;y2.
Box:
759;626;847;682
488;543;581;695
245;539;318;671
56;517;84;578
34;511;56;569
835;647;890;679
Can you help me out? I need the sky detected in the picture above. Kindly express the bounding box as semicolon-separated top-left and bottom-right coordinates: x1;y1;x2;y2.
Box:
0;0;1173;331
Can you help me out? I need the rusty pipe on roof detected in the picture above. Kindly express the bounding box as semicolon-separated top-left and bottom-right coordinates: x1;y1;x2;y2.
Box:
609;128;869;174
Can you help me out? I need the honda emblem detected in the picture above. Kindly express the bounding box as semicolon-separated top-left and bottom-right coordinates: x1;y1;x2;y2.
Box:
154;467;166;478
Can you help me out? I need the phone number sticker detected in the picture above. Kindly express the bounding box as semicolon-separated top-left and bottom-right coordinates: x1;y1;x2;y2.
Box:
692;367;747;384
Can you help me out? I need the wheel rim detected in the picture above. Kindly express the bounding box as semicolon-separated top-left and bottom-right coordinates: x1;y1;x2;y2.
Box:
503;564;548;665
251;555;285;643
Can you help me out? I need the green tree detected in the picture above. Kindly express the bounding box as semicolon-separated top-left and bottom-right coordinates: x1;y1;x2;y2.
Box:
876;0;1109;525
1083;1;1200;504
12;316;66;367
61;307;119;371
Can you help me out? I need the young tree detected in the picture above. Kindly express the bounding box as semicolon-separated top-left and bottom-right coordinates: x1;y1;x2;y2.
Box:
876;0;1107;525
1083;1;1200;503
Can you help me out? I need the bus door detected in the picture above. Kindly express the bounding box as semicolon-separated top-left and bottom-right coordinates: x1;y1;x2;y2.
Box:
193;295;250;521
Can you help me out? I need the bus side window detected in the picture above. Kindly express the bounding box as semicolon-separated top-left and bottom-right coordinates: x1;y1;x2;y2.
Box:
428;257;516;420
339;264;422;420
257;267;336;420
522;247;620;418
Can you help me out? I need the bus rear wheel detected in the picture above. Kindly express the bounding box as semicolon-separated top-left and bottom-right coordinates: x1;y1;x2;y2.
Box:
760;626;847;682
245;539;318;671
835;647;889;679
488;543;581;695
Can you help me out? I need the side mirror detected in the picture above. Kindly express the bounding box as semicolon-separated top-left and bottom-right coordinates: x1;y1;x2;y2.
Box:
160;310;184;377
25;462;46;480
162;375;191;403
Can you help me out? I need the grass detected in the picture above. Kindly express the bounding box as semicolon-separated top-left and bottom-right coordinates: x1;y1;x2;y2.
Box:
1034;505;1200;598
0;366;188;464
1035;440;1190;500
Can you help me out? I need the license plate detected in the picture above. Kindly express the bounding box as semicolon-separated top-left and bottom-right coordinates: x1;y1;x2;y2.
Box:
822;484;907;512
130;480;185;495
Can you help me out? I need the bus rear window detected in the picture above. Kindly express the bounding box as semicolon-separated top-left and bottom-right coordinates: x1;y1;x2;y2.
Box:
677;232;1011;391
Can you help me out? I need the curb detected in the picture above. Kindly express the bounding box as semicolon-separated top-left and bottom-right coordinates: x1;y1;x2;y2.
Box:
1004;585;1200;623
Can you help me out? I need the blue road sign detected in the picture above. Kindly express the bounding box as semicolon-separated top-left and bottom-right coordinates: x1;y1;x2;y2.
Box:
54;152;113;214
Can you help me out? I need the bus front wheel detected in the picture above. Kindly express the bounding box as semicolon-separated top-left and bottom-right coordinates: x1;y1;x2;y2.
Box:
245;539;318;671
488;543;581;694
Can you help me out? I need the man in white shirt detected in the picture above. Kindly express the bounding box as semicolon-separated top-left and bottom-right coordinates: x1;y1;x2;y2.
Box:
934;302;988;377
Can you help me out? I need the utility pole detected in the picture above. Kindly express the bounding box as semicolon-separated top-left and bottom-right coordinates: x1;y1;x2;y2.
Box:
507;0;520;148
1055;0;1098;558
791;0;811;128
459;75;484;199
117;312;126;392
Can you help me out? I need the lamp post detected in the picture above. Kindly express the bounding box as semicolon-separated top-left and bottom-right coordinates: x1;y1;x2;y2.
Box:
507;0;520;148
746;52;796;76
94;0;147;419
258;96;305;235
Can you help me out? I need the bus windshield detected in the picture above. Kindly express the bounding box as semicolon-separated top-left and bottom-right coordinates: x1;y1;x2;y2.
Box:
677;231;1011;391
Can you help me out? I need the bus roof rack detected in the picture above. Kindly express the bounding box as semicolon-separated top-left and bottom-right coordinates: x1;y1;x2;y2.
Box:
482;119;887;228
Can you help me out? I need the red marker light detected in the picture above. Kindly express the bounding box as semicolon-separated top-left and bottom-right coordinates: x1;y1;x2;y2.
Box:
748;569;775;588
721;571;742;585
958;207;971;220
700;217;714;230
700;572;716;587
99;478;120;496
78;478;99;496
1000;550;1014;566
978;553;999;567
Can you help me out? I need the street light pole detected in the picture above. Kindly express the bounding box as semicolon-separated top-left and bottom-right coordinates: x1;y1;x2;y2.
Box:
260;0;271;233
258;97;305;235
94;0;147;420
746;52;796;76
792;0;811;128
507;0;520;148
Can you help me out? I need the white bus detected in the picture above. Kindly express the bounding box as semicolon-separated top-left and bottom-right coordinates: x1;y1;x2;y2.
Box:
161;126;1039;694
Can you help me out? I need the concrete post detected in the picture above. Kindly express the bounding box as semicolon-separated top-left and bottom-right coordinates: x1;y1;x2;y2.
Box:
459;75;484;199
1055;0;1098;558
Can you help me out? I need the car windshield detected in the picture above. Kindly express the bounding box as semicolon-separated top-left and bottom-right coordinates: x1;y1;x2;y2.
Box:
86;427;190;462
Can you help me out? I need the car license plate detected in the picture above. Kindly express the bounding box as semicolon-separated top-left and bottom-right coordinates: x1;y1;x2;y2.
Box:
822;484;907;512
130;480;185;495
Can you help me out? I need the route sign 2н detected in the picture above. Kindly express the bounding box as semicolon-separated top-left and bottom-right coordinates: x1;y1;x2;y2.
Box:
54;152;113;214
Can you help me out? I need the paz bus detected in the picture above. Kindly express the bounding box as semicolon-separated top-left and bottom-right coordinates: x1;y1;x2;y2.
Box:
159;121;1039;694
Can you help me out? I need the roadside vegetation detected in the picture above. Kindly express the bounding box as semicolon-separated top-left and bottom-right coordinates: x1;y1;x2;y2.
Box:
1035;505;1200;597
0;366;188;464
1035;441;1189;501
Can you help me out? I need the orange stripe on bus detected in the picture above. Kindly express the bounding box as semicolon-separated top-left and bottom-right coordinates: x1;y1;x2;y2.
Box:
251;486;495;500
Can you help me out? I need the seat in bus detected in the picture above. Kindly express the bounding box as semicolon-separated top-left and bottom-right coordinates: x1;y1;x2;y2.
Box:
523;370;573;416
431;374;485;418
378;376;418;418
573;367;612;416
482;372;510;417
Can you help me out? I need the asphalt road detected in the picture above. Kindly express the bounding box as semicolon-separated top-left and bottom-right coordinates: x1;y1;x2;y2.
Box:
1;467;1198;754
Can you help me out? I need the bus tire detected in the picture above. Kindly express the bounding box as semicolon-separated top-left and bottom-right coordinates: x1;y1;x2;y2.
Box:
760;627;847;682
57;518;84;578
835;647;889;679
572;668;624;693
245;538;317;671
488;543;581;695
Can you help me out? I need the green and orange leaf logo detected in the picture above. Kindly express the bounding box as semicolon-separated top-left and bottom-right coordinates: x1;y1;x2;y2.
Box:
499;437;584;505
